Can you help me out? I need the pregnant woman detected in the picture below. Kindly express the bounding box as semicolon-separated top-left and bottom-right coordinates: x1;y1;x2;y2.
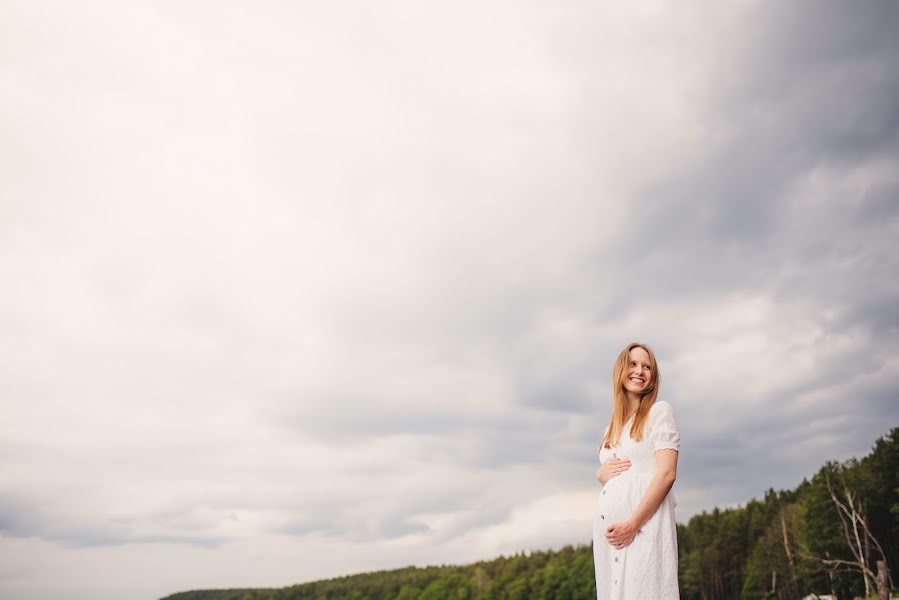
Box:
593;342;680;600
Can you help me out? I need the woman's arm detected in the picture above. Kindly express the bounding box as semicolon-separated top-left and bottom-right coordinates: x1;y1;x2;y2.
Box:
604;401;681;549
603;449;678;548
630;449;678;528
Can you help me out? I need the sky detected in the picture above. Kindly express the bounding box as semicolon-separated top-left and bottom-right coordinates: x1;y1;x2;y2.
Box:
1;1;898;599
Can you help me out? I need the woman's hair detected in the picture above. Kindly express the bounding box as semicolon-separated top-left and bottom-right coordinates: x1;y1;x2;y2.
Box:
601;342;661;449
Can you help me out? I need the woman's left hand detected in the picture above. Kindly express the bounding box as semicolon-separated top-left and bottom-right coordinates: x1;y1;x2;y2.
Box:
605;520;639;549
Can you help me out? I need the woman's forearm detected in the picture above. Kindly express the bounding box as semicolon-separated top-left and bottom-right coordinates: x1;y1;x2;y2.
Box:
627;471;675;530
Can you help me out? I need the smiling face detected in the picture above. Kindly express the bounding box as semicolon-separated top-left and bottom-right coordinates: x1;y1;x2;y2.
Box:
622;346;652;396
605;342;661;447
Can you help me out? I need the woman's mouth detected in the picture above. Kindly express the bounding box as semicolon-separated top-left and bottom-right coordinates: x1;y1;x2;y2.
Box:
629;377;644;385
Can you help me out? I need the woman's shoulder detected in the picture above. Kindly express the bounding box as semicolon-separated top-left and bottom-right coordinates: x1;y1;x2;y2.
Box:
650;399;674;413
648;400;677;424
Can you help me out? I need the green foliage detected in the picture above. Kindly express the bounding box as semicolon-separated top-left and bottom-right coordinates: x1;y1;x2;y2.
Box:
681;427;899;600
160;428;899;600
159;547;599;600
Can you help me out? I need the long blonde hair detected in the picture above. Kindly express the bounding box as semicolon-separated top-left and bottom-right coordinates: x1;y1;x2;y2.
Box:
601;342;661;449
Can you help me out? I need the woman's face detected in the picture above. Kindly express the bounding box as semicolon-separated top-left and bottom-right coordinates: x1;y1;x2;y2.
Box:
622;346;652;395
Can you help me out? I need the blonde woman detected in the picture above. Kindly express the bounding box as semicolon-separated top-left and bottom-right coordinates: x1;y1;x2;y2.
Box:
593;342;680;600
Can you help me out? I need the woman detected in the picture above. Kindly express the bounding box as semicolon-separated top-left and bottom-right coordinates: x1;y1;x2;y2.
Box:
593;342;680;600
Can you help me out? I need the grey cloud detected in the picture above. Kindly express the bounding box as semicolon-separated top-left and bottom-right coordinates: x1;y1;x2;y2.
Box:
280;511;430;542
589;2;899;296
272;480;516;543
0;492;230;548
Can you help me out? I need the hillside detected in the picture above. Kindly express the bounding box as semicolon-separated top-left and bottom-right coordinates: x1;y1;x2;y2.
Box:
161;427;899;600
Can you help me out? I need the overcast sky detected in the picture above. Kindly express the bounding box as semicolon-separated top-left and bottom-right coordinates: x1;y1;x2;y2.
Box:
2;1;898;599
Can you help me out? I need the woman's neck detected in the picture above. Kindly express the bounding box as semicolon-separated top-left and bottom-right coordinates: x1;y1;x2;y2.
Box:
625;394;641;417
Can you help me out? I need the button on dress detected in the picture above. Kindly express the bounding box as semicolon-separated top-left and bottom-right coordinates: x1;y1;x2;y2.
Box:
593;400;681;600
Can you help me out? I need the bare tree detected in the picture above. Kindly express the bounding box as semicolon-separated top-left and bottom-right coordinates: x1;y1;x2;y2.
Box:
801;475;891;599
780;505;800;599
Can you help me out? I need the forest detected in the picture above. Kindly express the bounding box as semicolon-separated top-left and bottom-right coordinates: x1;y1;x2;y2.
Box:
160;427;899;600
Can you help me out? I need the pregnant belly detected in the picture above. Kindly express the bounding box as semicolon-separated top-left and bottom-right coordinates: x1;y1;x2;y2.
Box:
595;471;677;551
595;471;653;524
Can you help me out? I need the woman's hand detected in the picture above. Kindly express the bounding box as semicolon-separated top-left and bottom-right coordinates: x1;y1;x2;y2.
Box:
596;454;631;485
605;520;639;549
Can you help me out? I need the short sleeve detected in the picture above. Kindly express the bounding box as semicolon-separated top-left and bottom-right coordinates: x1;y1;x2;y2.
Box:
649;401;680;453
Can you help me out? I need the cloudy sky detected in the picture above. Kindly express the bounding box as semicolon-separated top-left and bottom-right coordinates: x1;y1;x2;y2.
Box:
2;1;898;599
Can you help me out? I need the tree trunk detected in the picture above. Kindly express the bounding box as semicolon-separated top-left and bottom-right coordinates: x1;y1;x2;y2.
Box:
828;565;837;600
876;560;889;600
781;508;795;571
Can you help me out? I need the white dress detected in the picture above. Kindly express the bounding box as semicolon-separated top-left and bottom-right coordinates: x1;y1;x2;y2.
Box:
593;400;681;600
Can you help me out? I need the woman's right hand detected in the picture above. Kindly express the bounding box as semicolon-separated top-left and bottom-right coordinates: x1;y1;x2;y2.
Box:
596;454;631;485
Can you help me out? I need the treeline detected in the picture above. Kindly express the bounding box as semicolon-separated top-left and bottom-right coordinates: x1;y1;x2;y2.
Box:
679;426;898;600
159;547;596;600
161;427;898;600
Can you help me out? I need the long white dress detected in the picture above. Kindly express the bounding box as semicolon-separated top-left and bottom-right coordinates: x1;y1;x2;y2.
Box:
593;400;681;600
